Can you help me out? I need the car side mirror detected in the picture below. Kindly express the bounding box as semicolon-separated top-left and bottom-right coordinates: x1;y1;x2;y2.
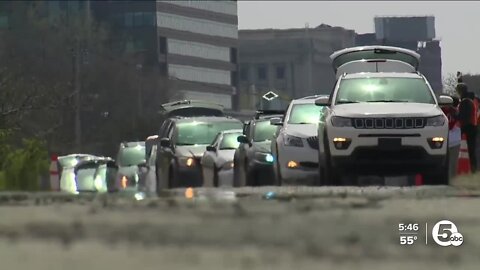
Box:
160;138;171;148
315;96;330;106
237;135;249;144
206;145;217;152
438;95;454;106
270;117;283;126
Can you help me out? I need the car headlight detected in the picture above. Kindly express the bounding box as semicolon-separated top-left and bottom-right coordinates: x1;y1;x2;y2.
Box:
220;161;234;170
331;116;353;127
425;115;446;127
178;157;196;167
283;134;304;147
254;152;274;163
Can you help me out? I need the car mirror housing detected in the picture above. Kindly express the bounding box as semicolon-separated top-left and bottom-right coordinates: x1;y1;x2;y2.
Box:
206;145;217;152
270;117;283;126
438;95;454;106
160;138;171;148
237;135;249;144
315;96;330;106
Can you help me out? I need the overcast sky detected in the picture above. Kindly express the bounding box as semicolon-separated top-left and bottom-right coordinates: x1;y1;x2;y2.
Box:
237;1;480;77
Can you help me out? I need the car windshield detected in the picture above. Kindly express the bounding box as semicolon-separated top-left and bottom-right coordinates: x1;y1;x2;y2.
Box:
176;121;243;145
335;77;435;105
219;133;242;150
118;146;146;167
253;120;278;142
288;104;324;124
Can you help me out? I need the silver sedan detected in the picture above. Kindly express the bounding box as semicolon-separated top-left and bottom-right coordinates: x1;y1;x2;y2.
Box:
201;129;242;187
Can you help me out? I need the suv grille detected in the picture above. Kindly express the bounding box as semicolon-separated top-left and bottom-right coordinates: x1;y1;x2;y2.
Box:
307;136;319;149
352;118;425;129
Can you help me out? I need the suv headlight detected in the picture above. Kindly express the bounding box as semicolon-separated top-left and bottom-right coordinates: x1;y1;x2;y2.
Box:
220;161;234;170
254;152;274;163
331;116;353;127
283;134;304;147
425;115;446;127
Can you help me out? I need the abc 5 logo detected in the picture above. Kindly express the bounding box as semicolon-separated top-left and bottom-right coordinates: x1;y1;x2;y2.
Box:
432;220;464;247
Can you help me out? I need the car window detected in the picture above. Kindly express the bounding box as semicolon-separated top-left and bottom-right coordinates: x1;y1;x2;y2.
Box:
175;121;243;145
253;120;277;142
288;104;324;124
76;167;97;191
118;146;146;167
335;77;435;105
219;132;242;150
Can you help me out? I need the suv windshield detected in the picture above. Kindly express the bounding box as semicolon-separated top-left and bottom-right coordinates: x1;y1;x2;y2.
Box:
118;146;146;167
335;77;435;105
220;133;242;150
288;104;324;124
253;120;278;142
176;121;242;145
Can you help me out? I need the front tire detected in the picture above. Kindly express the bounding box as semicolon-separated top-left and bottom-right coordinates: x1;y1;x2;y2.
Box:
321;135;342;186
423;154;450;185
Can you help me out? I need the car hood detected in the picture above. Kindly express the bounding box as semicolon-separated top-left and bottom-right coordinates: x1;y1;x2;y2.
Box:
283;124;318;138
333;103;442;118
175;145;208;158
118;165;139;177
252;141;271;153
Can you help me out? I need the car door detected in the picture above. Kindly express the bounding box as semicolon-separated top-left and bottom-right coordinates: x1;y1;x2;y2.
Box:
159;123;176;186
201;133;221;186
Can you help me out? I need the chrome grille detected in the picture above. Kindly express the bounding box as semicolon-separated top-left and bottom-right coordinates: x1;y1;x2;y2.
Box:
353;118;425;129
306;136;319;149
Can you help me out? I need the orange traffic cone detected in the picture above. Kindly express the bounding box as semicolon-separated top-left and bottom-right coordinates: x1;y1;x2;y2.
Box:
457;134;471;175
49;154;60;191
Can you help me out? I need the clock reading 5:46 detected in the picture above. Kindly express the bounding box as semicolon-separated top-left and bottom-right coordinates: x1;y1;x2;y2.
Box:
399;223;419;231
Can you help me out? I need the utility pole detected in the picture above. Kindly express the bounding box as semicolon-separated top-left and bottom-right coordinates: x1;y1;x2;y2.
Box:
74;39;82;152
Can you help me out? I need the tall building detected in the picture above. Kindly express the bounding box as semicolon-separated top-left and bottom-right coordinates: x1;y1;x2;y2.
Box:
238;24;355;110
92;0;239;110
356;16;442;94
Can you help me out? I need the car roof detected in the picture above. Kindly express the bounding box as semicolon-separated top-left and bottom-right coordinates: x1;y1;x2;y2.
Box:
121;141;145;148
291;95;329;104
343;72;423;79
171;116;242;123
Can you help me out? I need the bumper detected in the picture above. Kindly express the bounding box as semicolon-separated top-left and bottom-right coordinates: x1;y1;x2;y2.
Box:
218;168;234;187
277;145;319;184
249;160;275;185
330;146;447;175
175;165;203;187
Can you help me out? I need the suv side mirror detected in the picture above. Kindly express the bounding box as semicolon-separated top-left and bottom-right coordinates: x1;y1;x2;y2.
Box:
237;135;249;144
438;95;454;106
315;96;330;106
270;117;283;126
160;138;171;148
206;145;217;152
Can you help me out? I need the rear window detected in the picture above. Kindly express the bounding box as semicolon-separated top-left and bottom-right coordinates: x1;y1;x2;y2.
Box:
335;77;435;105
253;120;278;142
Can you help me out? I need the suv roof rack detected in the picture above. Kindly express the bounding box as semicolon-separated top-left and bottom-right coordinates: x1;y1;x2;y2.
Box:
254;110;285;119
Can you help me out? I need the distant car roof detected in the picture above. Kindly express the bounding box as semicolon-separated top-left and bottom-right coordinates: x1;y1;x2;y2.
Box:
160;100;224;117
121;141;145;148
252;114;283;122
343;72;423;79
292;95;329;104
172;116;242;124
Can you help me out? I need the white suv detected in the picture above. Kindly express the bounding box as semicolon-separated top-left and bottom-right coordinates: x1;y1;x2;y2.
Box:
271;95;328;185
316;46;453;186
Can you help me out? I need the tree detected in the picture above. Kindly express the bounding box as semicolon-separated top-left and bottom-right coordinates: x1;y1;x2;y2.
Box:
443;72;458;96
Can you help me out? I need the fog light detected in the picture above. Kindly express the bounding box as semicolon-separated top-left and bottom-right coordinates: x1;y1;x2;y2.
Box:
121;176;128;189
287;160;299;168
265;154;274;163
333;137;352;150
428;137;444;149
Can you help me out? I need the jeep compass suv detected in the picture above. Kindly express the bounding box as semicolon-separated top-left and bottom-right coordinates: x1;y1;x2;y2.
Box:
316;46;453;186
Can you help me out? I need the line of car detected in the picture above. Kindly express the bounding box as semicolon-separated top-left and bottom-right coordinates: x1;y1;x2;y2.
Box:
58;45;454;194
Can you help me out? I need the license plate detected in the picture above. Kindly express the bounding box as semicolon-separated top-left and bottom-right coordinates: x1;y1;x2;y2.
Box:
378;138;401;149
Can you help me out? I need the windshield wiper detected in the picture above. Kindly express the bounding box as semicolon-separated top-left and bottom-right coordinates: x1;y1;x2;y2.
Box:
367;100;409;103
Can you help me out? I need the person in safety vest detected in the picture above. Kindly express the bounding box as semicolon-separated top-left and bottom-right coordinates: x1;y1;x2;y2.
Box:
442;95;461;179
456;83;477;172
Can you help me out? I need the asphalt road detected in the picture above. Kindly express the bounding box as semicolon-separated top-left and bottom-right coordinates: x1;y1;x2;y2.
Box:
0;181;480;270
